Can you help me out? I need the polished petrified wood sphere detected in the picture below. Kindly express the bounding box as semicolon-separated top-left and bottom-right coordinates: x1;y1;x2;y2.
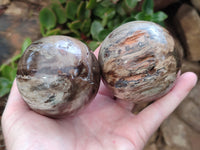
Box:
16;36;100;117
98;21;181;103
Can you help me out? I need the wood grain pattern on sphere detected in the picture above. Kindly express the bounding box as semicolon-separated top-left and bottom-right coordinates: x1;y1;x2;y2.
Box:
16;36;100;118
98;21;181;103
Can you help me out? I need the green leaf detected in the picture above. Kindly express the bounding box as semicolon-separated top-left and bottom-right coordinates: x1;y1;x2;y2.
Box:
88;41;101;51
142;0;154;15
51;3;67;24
122;16;136;24
93;5;109;19
0;77;12;97
84;5;91;19
116;2;126;16
102;17;108;28
107;16;122;29
59;0;66;4
80;19;91;34
106;8;116;20
0;65;17;81
21;38;32;54
10;54;21;65
0;63;6;72
121;0;134;14
60;29;71;35
102;8;116;27
46;28;62;36
125;0;138;9
69;29;81;38
111;0;120;4
131;12;138;17
77;1;87;20
67;20;82;30
135;12;152;21
40;24;46;36
66;1;78;20
90;20;104;41
86;0;97;9
152;11;168;22
156;21;166;27
100;0;114;7
94;5;115;24
98;29;112;41
39;7;56;30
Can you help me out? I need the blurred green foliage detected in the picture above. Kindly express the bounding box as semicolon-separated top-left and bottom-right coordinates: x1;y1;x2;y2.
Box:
0;38;32;97
39;0;168;50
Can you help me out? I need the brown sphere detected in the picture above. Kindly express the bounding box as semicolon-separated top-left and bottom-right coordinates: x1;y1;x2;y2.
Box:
16;35;100;118
98;21;181;103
